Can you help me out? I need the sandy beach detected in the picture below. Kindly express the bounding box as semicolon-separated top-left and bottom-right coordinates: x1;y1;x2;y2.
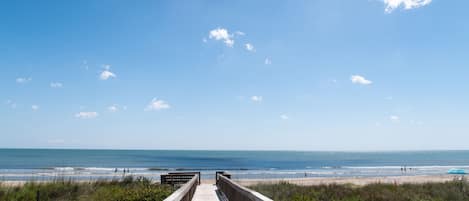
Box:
203;175;461;186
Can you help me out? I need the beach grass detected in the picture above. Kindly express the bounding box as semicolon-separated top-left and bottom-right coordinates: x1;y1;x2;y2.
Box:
0;176;173;201
250;180;469;201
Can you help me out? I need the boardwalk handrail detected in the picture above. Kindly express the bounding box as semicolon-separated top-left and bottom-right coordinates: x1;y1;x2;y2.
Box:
217;174;273;201
163;174;199;201
164;172;201;185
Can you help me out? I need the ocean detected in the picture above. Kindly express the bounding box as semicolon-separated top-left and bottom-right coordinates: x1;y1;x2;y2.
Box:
0;149;468;181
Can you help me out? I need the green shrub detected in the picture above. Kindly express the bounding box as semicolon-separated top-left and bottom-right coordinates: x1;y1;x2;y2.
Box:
250;180;469;201
0;176;173;201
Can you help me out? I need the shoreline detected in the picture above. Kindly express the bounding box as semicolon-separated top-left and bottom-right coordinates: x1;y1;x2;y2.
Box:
2;175;464;187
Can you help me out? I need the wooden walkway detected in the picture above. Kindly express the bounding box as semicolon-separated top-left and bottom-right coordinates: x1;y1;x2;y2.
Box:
191;184;223;201
162;171;271;201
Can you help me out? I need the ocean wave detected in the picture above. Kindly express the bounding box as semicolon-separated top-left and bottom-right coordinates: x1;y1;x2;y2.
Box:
82;167;116;171
50;167;147;172
321;166;342;169
53;167;75;171
147;167;256;171
233;171;341;175
342;165;469;169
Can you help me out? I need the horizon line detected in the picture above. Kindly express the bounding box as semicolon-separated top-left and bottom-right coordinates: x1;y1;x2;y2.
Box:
1;147;469;152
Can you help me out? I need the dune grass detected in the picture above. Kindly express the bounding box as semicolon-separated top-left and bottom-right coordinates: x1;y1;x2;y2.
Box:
250;180;469;201
0;176;173;201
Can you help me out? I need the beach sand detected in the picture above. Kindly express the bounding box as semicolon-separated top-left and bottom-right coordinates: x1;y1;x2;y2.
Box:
2;175;463;187
197;175;463;186
230;175;462;186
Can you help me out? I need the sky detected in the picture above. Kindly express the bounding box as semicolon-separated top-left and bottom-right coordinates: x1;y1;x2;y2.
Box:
1;0;468;151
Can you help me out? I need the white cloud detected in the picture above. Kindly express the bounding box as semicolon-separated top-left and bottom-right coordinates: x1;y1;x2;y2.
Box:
31;105;39;111
383;0;432;13
390;115;400;122
108;104;119;112
202;38;208;43
264;58;272;65
16;77;31;84
209;28;235;47
351;75;372;85
245;43;255;52
235;31;245;36
50;82;63;88
75;112;98;119
251;96;263;102
145;98;170;111
100;70;116;80
280;114;289;120
99;65;116;80
107;104;126;112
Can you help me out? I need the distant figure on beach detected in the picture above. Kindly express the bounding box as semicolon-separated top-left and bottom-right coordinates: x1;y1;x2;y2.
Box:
114;168;118;173
304;172;307;177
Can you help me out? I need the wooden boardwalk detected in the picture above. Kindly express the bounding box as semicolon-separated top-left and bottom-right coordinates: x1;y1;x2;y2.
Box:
191;184;223;201
162;171;271;201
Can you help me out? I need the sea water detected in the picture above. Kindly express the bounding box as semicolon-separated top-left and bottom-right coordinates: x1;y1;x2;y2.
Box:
0;149;468;181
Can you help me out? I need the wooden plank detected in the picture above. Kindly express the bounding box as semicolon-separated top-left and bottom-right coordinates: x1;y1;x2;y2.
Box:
191;184;221;201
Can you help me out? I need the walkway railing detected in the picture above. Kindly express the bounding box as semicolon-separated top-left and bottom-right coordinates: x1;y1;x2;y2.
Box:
163;173;199;201
216;172;273;201
161;172;201;185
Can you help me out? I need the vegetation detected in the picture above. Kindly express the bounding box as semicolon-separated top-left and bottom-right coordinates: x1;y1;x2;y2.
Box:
0;176;173;201
250;180;469;201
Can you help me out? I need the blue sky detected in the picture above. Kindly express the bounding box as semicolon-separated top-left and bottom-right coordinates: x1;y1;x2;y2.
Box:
1;0;468;150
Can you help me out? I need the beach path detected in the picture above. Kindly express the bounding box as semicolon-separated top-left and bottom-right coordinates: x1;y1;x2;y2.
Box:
192;183;223;201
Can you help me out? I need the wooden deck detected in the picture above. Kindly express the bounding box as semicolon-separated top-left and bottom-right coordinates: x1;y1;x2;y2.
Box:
191;184;224;201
